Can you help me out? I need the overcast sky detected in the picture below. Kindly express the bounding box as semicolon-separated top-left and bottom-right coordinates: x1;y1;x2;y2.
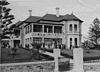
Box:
8;0;100;41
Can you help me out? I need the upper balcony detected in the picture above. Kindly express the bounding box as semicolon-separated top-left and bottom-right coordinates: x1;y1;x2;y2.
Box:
25;24;63;38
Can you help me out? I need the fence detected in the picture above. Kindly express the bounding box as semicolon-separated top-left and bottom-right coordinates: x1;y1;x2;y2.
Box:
84;62;100;72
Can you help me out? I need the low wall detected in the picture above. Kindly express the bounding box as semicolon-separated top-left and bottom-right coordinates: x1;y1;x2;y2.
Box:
84;62;100;72
1;61;55;72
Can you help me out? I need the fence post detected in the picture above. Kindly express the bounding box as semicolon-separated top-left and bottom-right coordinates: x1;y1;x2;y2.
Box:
73;48;84;72
54;49;60;72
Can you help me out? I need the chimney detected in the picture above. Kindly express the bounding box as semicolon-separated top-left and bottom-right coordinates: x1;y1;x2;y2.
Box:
28;10;32;16
55;7;60;17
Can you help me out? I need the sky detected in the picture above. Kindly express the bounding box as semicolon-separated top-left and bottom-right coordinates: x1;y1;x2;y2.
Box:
7;0;100;41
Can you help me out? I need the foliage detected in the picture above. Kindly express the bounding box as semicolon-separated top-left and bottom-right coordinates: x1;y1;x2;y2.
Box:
89;18;100;49
0;0;14;38
82;40;94;49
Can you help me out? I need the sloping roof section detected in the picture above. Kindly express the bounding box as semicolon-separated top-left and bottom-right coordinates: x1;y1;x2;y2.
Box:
62;14;83;22
16;21;23;26
9;21;22;29
24;13;83;23
40;14;63;21
24;16;41;22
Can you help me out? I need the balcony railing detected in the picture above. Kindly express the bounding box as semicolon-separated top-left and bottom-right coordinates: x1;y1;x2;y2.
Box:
32;32;63;38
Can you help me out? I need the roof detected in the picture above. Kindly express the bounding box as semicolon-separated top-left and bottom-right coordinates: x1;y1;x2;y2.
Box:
15;21;23;26
40;14;63;21
62;14;83;22
24;16;41;22
24;13;83;23
9;21;22;29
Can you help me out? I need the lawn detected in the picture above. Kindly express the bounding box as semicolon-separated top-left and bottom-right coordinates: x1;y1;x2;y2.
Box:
61;49;100;61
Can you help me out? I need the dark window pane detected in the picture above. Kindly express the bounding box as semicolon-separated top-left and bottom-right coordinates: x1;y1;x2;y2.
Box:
54;26;62;33
70;38;72;49
74;24;77;32
44;25;52;33
69;24;72;32
33;25;42;32
75;38;77;47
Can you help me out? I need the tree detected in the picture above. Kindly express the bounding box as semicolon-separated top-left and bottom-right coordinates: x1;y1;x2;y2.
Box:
88;18;100;49
0;0;14;37
82;40;94;49
0;0;14;58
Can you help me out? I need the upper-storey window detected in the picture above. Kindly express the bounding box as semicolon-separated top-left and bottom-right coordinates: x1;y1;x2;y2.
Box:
44;25;52;33
54;26;62;33
27;25;30;33
25;27;27;34
30;24;32;32
74;24;77;32
14;29;20;37
69;24;72;32
33;25;42;32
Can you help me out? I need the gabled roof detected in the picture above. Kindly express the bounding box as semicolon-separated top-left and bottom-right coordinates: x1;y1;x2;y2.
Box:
40;14;63;21
15;21;23;26
9;21;22;29
62;14;83;22
23;13;83;26
24;16;41;22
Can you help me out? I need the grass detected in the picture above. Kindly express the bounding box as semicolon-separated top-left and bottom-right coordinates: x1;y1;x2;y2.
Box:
61;49;100;61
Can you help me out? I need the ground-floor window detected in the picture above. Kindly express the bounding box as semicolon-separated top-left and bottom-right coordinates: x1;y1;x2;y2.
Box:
33;37;42;44
74;38;78;47
44;38;62;48
70;38;72;49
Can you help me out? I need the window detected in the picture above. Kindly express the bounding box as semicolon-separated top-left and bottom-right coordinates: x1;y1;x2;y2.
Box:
74;24;77;32
28;38;30;44
69;24;72;32
70;38;72;49
54;26;62;33
25;26;27;34
26;39;27;44
14;29;20;37
33;25;42;32
30;37;32;44
75;38;77;47
33;37;42;43
44;25;53;33
27;25;30;33
30;25;32;32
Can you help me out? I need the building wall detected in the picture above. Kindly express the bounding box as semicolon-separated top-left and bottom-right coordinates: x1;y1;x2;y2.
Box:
63;20;81;48
23;20;82;49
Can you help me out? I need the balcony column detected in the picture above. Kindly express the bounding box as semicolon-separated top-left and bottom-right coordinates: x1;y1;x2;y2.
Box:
42;25;44;33
53;26;54;33
32;23;33;32
42;25;44;43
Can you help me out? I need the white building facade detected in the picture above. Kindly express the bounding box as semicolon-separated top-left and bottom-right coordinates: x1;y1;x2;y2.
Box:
19;8;83;49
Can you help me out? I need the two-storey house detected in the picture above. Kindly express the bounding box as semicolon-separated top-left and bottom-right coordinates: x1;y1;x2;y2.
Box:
22;8;83;49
